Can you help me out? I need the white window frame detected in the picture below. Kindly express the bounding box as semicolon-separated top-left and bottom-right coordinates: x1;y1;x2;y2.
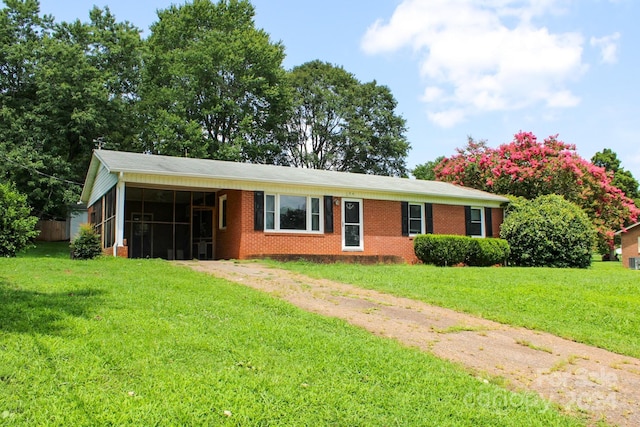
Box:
469;206;485;238
218;194;227;230
342;198;364;251
264;194;323;234
408;203;424;236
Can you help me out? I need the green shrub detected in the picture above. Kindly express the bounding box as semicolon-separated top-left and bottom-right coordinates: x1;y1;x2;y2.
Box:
468;238;510;267
414;234;472;266
415;234;510;267
500;194;595;268
0;182;39;257
70;224;102;260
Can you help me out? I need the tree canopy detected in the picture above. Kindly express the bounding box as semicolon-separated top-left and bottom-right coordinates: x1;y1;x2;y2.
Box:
283;60;409;176
412;156;445;180
435;132;639;251
139;0;290;163
591;148;639;201
0;0;429;219
0;0;143;219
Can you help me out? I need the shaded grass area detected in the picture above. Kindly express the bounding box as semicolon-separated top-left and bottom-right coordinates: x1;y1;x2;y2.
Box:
270;260;640;358
0;245;585;425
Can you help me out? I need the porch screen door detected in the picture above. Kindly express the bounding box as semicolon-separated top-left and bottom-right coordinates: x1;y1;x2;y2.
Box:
342;199;363;251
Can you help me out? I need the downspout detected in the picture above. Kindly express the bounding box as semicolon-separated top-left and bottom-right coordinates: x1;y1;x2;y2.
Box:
114;171;126;256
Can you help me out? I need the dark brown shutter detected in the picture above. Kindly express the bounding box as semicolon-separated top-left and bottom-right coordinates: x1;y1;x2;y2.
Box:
254;191;264;231
324;196;333;233
484;207;493;237
401;201;409;236
464;206;472;236
425;203;434;234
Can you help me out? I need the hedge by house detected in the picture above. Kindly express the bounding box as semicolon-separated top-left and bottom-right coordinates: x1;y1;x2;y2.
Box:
500;195;595;268
414;234;510;267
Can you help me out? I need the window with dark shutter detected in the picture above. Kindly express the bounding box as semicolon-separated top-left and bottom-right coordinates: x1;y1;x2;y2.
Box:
465;206;483;237
324;196;333;233
401;202;409;236
425;203;434;234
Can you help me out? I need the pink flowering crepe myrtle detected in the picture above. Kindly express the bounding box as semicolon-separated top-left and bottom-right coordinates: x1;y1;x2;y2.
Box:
435;132;640;251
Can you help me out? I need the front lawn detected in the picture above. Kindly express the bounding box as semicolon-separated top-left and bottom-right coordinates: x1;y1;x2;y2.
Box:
271;260;640;358
0;244;584;426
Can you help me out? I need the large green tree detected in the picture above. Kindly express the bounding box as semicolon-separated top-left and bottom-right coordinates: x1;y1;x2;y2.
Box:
0;1;143;219
140;0;290;163
591;148;639;201
284;60;410;176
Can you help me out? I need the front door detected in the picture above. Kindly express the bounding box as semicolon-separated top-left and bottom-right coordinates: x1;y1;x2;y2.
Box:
342;199;363;251
192;208;214;260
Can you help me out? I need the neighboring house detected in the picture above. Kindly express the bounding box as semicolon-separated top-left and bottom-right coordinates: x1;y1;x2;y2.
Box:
615;222;640;269
80;150;510;263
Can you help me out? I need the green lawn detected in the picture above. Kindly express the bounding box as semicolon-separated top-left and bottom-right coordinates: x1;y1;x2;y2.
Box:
270;259;640;359
0;243;585;426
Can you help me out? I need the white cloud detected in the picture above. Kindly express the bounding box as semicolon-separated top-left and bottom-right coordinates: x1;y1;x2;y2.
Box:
361;0;588;127
422;86;444;102
590;32;621;64
428;108;466;128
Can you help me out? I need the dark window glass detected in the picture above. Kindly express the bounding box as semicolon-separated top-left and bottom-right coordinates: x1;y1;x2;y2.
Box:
344;201;359;224
280;195;306;230
345;225;360;247
409;204;422;234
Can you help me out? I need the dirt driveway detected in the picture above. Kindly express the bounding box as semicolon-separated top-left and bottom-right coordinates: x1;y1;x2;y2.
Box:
177;260;640;426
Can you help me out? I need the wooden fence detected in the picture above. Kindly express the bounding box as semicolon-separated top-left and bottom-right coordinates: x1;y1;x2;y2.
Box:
36;220;68;241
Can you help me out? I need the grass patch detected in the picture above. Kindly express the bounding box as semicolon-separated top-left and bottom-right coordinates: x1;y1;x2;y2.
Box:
0;245;585;425
515;339;554;354
268;260;640;358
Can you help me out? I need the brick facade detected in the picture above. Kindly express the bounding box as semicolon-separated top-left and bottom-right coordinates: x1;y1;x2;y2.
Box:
620;224;640;269
213;191;504;264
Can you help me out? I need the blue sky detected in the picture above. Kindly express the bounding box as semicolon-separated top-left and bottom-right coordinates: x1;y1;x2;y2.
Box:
37;0;640;176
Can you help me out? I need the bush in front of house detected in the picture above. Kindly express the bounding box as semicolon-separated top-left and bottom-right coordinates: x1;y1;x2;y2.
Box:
468;238;511;267
0;182;39;257
500;194;595;268
414;234;471;266
414;234;510;267
70;224;102;260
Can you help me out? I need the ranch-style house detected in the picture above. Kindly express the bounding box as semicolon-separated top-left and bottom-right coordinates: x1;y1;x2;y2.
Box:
80;150;509;263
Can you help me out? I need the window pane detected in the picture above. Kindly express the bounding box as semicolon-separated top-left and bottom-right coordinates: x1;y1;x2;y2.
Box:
344;201;359;224
409;219;422;235
312;214;320;231
409;204;422;219
266;212;275;230
266;195;275;212
221;199;227;228
345;224;360;247
311;198;320;214
470;223;482;236
471;208;482;222
280;195;306;230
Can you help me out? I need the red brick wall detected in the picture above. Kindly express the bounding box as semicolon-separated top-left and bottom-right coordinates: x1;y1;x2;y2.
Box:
215;190;244;260
621;226;640;269
215;191;504;263
432;204;466;235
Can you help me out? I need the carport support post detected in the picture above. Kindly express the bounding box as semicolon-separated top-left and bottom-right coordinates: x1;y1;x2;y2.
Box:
114;173;126;257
